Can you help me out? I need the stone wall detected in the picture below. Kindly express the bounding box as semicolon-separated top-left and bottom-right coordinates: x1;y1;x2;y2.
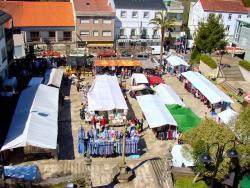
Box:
199;60;219;78
239;66;250;83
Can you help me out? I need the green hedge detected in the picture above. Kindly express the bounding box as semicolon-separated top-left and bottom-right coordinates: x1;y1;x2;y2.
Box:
239;60;250;71
200;55;217;69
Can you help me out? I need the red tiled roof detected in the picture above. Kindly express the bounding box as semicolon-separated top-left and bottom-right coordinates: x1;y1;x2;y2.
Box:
200;0;248;14
0;1;75;27
74;0;113;12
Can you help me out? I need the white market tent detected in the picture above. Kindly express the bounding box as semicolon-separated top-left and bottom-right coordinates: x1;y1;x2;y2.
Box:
44;68;64;88
27;77;44;87
181;71;233;104
1;84;59;151
218;108;238;124
131;73;149;86
166;55;190;67
136;95;177;128
154;84;185;107
171;144;194;167
87;75;128;111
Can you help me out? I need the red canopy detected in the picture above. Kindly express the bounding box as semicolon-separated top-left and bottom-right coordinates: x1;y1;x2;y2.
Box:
147;76;164;86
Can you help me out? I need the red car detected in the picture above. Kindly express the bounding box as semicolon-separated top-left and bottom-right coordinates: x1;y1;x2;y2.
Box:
97;51;116;58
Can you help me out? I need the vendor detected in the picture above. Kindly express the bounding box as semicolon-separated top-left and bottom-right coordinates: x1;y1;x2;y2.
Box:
100;117;106;131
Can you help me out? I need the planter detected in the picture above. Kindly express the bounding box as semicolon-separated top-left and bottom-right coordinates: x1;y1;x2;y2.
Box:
199;60;219;78
239;66;250;83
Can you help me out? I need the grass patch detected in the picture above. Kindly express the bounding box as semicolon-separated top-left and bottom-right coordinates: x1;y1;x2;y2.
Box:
174;176;208;188
239;60;250;71
200;55;217;69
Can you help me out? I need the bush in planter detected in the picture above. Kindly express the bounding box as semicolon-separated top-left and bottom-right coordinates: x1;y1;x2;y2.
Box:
200;55;217;69
239;60;250;71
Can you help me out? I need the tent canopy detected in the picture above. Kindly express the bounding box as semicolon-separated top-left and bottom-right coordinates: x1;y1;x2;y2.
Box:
136;95;177;128
131;73;149;86
1;84;59;151
155;84;185;107
218;108;238;124
166;104;201;133
87;75;128;111
166;55;190;67
95;60;142;67
44;68;64;88
171;144;194;167
182;71;233;104
27;77;44;87
147;76;164;86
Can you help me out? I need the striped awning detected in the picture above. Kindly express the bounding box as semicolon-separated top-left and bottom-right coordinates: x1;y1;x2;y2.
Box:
95;60;142;67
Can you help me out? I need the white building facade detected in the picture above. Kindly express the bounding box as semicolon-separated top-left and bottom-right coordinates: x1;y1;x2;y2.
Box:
112;0;166;49
188;0;248;43
0;25;8;80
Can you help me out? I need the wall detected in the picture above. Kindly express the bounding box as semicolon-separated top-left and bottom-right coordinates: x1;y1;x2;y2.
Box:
238;26;250;61
76;16;115;42
115;9;161;38
199;60;219;78
0;25;8;80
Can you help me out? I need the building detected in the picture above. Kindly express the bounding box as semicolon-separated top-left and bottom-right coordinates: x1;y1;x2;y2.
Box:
188;0;248;43
0;10;13;81
233;18;250;61
74;0;115;49
164;0;184;47
1;1;75;55
112;0;166;51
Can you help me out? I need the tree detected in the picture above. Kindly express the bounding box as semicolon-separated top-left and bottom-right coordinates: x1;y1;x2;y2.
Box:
150;11;175;63
183;119;236;181
194;14;227;54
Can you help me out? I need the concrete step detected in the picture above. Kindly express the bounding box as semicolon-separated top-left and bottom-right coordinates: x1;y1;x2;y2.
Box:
150;159;164;187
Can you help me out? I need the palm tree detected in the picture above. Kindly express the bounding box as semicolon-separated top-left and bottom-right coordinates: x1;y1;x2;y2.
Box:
150;11;175;64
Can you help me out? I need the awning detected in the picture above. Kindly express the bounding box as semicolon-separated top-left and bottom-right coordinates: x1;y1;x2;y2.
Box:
87;75;128;111
155;84;185;107
28;77;44;87
95;60;142;67
44;68;64;88
147;76;164;86
131;73;148;85
166;55;190;67
1;84;59;151
87;43;113;47
136;95;177;128
217;108;238;124
171;144;194;167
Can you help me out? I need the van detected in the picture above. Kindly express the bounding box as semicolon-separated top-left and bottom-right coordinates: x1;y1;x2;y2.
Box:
150;46;164;55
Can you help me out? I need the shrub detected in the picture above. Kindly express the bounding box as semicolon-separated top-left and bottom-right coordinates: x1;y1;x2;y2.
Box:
239;60;250;71
191;47;200;60
200;55;217;69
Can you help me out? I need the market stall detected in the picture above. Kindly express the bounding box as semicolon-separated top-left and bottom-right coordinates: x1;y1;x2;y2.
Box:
44;68;64;88
181;71;233;110
154;83;185;107
147;76;164;86
131;73;149;86
165;55;190;74
86;75;128;126
136;95;177;140
217;108;238;124
95;60;142;76
1;84;59;158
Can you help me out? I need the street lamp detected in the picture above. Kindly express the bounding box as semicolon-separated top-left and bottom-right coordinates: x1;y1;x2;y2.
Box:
200;140;239;188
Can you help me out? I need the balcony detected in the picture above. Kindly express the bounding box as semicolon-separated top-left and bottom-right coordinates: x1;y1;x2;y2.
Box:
130;35;139;39
152;35;160;39
27;37;40;42
118;35;127;39
43;37;56;43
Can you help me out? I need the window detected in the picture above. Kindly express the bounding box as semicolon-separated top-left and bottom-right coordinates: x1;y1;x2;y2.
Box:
49;31;55;38
93;31;99;36
131;29;136;36
63;32;71;40
103;19;112;24
228;14;232;20
132;11;138;18
155;12;160;18
120;11;127;18
0;26;4;40
102;31;112;37
218;14;222;19
30;32;39;41
94;19;99;24
120;29;125;36
80;18;90;24
1;47;7;62
238;15;241;18
143;12;149;18
80;31;90;36
226;25;230;31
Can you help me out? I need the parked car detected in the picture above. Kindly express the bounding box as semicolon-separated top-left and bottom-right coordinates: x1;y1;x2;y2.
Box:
136;53;149;60
97;51;116;58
